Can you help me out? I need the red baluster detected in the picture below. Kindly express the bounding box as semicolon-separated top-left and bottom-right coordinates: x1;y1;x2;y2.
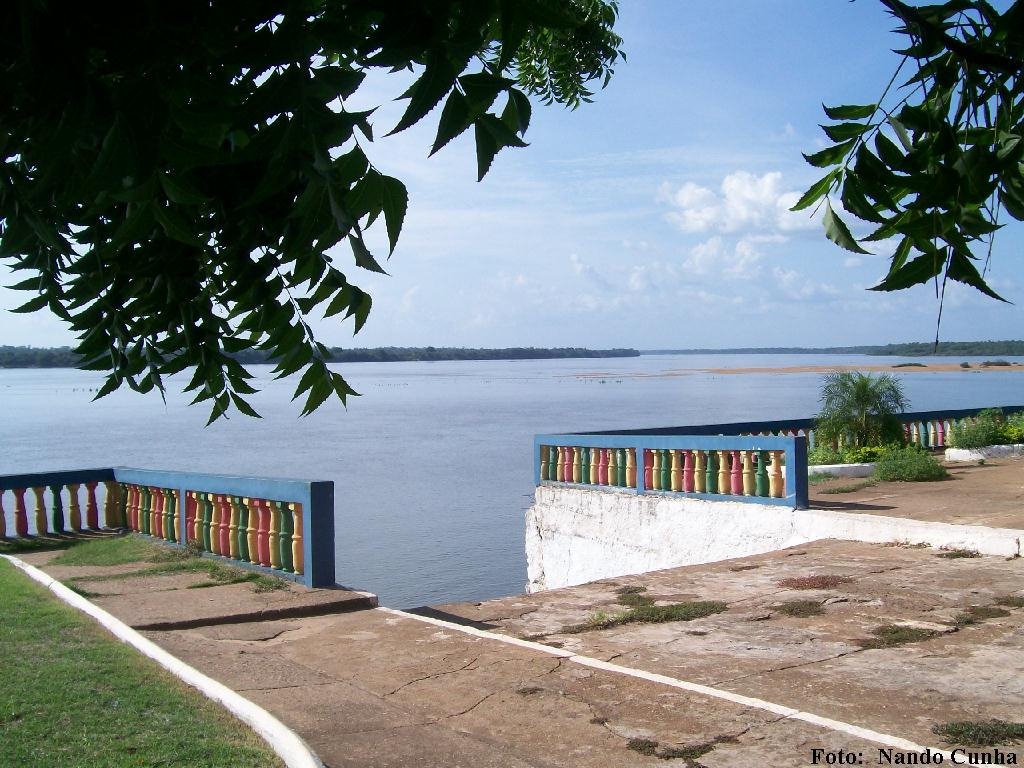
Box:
13;489;28;537
154;489;165;539
730;450;743;495
218;495;232;556
256;498;271;566
643;449;653;489
185;492;196;542
683;451;695;492
598;449;608;485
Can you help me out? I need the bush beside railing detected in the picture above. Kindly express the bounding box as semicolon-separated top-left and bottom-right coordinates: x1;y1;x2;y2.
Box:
0;467;335;588
535;434;808;509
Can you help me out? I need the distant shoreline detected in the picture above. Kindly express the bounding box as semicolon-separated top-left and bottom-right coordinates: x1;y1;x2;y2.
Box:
0;345;640;369
644;340;1024;356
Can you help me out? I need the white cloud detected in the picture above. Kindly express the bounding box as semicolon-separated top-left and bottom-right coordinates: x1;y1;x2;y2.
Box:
660;171;815;235
772;266;839;300
681;234;781;281
398;285;420;313
843;257;863;268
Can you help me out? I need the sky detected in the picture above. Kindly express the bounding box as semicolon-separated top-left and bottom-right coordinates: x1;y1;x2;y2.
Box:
3;0;1022;350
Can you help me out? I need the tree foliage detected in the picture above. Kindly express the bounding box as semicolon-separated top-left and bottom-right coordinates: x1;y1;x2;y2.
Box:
816;370;910;447
0;1;622;421
795;0;1024;338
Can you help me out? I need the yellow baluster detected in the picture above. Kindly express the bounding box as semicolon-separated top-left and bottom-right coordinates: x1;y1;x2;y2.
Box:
607;448;618;487
32;487;46;535
572;447;581;483
268;500;282;569
245;498;258;563
539;446;548;482
717;451;729;495
694;451;707;493
589;448;599;485
624;449;636;488
555;447;565;482
650;449;661;490
208;495;221;555
228;497;240;559
291;503;304;575
742;451;755;495
769;451;784;498
67;483;82;532
171;490;181;542
670;450;682;491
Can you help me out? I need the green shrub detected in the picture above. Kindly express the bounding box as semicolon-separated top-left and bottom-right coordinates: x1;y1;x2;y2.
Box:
843;445;885;464
808;445;843;465
874;445;949;482
948;409;1005;449
1001;412;1024;444
959;361;971;368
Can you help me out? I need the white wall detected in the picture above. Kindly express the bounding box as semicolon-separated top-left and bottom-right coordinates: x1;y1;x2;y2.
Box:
525;485;1022;592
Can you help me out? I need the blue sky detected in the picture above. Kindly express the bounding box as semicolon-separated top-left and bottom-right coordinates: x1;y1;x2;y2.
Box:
4;0;1022;349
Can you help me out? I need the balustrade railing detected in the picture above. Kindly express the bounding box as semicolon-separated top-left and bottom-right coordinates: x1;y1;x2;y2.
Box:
535;434;808;509
0;467;334;588
582;405;1024;453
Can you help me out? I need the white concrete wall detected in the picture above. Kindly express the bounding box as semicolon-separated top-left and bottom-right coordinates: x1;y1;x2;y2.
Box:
945;444;1024;462
525;485;1022;592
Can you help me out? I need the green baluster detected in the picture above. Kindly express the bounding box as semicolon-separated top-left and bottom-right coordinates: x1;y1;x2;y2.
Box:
166;491;177;542
279;504;294;573
49;485;65;534
237;499;250;563
581;448;590;485
547;446;557;480
705;451;718;493
659;449;670;489
755;451;770;496
201;493;212;552
616;449;626;486
141;487;152;535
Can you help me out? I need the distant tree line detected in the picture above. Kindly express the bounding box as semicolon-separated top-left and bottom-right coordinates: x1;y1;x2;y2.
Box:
647;341;1024;357
0;346;640;369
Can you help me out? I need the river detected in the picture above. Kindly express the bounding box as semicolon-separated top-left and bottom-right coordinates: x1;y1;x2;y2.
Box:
2;353;1021;607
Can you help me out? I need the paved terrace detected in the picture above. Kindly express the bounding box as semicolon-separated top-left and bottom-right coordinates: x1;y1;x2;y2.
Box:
16;516;1024;768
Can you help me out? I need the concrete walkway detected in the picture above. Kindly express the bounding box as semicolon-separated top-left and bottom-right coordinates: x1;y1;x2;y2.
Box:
17;538;1024;767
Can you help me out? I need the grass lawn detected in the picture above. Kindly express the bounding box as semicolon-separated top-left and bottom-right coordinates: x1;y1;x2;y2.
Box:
0;559;284;768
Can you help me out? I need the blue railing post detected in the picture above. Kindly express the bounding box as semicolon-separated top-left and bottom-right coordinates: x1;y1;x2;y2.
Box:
307;481;335;588
787;435;809;509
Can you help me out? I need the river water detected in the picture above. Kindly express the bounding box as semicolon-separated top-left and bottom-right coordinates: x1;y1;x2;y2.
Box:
1;353;1021;607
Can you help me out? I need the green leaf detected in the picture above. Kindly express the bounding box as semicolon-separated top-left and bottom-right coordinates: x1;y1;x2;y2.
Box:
431;90;472;155
840;176;886;223
230;392;262;418
947;249;1008;301
821;122;871;142
802;139;855;169
790;169;839;212
390;51;462;135
823;103;877;120
349;234;387;274
870;252;943;292
823;201;870;254
10;294;49;313
380;176;408;254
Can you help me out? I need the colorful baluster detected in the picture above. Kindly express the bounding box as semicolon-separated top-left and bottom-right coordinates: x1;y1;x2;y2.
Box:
670;450;682;492
201;493;213;552
595;448;606;485
717;451;729;495
168;490;179;543
268;500;282;569
626;449;637;488
67;483;82;532
580;447;590;485
651;449;662;490
659;449;670;490
755;451;770;496
730;450;743;495
643;449;653;489
693;450;707;492
32;487;47;536
546;446;556;480
616;449;626;487
291;503;304;575
769;451;784;498
540;446;549;482
562;446;572;482
705;451;718;494
219;495;232;555
742;451;755;495
589;447;599;485
227;497;240;559
245;498;258;563
683;450;695;492
936;420;946;447
85;482;99;529
555;447;565;482
185;492;196;542
571;447;581;483
236;498;249;562
257;498;271;567
49;484;65;534
152;488;163;539
278;503;294;572
103;482;122;528
14;488;28;537
607;448;618;487
902;422;911;445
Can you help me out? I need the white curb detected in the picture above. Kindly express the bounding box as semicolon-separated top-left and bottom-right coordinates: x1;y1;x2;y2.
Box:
1;554;323;768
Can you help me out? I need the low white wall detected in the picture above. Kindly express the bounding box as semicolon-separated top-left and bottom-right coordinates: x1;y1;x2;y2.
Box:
808;463;875;478
525;485;1022;592
945;444;1024;462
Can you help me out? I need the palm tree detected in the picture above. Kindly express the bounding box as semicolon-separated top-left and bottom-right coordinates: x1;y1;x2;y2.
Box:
816;371;909;447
